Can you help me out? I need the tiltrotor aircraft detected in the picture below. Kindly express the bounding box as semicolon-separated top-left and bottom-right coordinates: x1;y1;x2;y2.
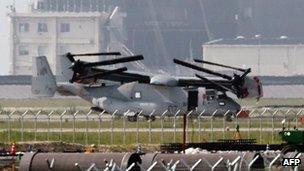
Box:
32;52;262;121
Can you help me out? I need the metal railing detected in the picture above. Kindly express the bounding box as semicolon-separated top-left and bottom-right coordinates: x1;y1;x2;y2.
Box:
0;108;303;145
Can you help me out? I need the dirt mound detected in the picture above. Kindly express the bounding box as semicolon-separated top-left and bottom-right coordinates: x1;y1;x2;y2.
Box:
1;142;84;153
0;142;160;153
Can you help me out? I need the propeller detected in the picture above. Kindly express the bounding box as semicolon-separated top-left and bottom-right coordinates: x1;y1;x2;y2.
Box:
65;52;121;62
173;59;232;80
194;59;251;80
174;58;253;98
195;74;231;92
84;55;144;67
79;67;127;80
194;59;247;72
66;52;144;83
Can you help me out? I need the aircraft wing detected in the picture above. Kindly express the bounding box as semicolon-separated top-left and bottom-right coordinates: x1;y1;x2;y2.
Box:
91;68;151;83
177;77;232;88
93;67;234;91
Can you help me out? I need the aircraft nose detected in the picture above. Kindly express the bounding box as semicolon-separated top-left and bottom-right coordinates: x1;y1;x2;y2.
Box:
230;100;241;113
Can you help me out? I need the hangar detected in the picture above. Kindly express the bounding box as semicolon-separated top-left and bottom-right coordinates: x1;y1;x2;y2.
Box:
203;37;304;76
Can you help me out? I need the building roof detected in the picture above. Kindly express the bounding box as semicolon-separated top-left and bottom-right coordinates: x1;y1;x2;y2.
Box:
8;12;103;18
205;37;304;46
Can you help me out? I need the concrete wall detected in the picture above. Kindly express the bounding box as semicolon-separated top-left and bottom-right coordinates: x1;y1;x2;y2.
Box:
9;13;102;75
203;45;304;76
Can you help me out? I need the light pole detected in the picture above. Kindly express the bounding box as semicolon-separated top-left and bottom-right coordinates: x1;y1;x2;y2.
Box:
255;34;261;75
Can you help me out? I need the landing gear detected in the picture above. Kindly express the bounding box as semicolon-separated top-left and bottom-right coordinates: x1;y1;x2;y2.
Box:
144;115;156;122
127;115;138;122
225;113;233;122
126;113;156;122
90;106;104;112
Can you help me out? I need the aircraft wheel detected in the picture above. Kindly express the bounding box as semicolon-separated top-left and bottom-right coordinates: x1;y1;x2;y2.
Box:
150;115;156;121
225;113;233;122
144;115;156;121
90;106;104;112
127;116;137;122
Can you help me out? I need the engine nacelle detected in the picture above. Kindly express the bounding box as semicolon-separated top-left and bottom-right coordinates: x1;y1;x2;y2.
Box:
239;76;263;100
150;75;178;86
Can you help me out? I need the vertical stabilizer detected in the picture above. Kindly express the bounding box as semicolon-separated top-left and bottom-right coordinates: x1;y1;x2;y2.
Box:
31;56;57;97
59;54;73;82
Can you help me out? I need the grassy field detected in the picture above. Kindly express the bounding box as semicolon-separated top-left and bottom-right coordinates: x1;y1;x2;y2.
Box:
236;98;304;107
0;116;301;145
0;98;303;146
0;117;295;129
0;130;284;145
0;98;90;108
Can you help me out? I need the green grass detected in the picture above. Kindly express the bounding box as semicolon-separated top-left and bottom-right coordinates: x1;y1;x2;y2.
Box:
0;98;90;108
0;116;300;145
0;116;300;129
237;98;304;107
0;98;304;146
0;130;285;145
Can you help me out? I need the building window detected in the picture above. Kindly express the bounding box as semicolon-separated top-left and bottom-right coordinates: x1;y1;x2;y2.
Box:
134;92;141;99
38;45;48;56
19;45;29;56
19;23;29;33
38;23;48;32
60;23;70;33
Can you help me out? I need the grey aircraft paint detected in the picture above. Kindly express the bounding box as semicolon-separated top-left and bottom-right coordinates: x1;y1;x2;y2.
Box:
32;56;240;118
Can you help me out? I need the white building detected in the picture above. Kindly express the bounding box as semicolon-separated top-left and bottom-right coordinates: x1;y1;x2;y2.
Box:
203;38;304;76
8;11;123;75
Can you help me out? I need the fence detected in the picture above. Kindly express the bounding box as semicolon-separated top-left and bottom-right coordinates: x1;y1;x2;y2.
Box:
0;108;303;145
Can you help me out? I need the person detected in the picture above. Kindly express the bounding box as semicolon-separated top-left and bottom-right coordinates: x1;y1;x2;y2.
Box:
233;124;242;141
27;144;33;152
10;142;17;155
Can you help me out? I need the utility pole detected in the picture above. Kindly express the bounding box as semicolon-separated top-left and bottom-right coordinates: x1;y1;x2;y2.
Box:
255;34;261;75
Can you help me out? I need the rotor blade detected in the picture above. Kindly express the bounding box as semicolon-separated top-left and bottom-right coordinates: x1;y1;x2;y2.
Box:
79;67;127;80
174;59;232;80
84;55;144;67
65;53;75;62
195;74;232;92
240;68;251;79
91;68;151;83
70;52;121;57
194;59;247;72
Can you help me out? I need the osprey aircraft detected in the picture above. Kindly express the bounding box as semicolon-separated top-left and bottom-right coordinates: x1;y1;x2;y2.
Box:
32;53;262;121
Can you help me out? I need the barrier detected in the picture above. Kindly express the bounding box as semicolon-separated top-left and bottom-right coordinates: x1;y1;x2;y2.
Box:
0;108;303;145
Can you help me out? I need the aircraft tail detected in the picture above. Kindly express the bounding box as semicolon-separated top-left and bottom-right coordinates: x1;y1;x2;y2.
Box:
31;56;57;97
59;54;73;82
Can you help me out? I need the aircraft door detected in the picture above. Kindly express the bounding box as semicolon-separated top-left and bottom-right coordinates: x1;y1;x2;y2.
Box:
197;87;206;105
188;90;198;111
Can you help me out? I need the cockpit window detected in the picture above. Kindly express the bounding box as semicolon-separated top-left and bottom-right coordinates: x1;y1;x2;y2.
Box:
218;94;227;99
135;91;141;99
206;89;218;101
207;95;215;101
219;101;225;106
